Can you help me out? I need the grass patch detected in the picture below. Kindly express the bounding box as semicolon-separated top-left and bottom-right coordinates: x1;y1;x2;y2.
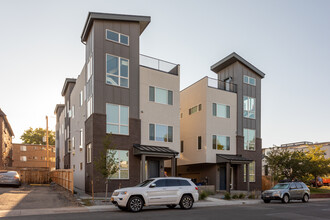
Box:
309;186;330;194
81;199;93;206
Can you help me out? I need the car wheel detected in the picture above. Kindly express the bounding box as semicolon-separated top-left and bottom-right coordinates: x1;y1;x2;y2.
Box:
263;199;271;203
302;194;309;203
117;206;127;211
179;195;194;209
282;194;290;203
166;205;177;209
128;196;143;212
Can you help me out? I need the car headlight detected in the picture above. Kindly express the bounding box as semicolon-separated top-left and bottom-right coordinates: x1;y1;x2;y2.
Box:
119;191;127;195
272;191;280;197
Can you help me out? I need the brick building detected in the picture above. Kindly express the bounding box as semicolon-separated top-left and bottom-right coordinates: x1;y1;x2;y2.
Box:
12;143;55;170
0;108;14;169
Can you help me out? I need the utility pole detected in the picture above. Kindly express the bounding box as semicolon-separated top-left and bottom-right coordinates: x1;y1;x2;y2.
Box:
46;116;49;169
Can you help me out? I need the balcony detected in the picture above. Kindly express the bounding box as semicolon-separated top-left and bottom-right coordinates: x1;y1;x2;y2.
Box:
140;54;179;75
207;77;237;93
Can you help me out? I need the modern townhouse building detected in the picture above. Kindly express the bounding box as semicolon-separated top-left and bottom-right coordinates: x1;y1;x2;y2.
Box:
55;12;180;193
178;53;265;192
0;108;14;169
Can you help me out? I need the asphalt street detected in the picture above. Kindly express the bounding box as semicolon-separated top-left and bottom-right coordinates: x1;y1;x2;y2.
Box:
2;199;330;220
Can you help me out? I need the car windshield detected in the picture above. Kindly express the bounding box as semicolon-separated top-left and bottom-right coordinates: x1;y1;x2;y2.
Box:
136;179;154;187
272;183;289;189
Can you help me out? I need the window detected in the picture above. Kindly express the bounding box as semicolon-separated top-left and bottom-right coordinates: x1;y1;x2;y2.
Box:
87;143;92;163
41;156;46;160
20;156;27;162
213;103;230;118
243;75;256;86
243;96;256;119
73;164;75;172
33;156;37;160
80;129;83;149
149;86;173;105
106;54;129;88
189;104;202;115
106;29;129;46
20;145;27;151
109;150;129;179
80;90;84;106
212;135;230;150
180;141;184;153
198;136;202;150
68;139;71;153
149;124;173;142
71;106;75;119
87;97;93;118
72;137;75;150
244;161;256;182
80;162;83;170
154;179;166;187
244;128;256;150
87;56;93;82
106;104;129;135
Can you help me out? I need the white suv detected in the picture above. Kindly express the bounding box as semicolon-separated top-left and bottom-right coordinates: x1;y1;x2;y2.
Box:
111;177;199;212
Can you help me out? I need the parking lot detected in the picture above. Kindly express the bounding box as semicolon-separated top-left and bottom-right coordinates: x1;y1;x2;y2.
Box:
0;184;79;210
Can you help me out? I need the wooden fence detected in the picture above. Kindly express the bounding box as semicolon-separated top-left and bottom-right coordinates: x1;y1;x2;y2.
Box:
50;169;74;194
5;168;50;184
262;175;277;191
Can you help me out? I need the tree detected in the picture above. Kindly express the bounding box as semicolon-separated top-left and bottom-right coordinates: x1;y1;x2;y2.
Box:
305;145;330;187
21;127;55;145
94;134;119;201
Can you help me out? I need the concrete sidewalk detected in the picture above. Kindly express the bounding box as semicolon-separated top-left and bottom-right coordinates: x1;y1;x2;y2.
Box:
1;198;329;218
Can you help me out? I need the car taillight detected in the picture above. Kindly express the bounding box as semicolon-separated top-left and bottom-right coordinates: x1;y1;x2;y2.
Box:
195;187;198;190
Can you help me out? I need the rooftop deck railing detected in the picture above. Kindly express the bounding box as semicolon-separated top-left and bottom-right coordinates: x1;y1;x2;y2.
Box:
207;77;237;93
140;54;179;75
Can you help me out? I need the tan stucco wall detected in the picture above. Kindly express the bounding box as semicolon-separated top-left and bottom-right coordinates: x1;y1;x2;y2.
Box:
139;66;180;153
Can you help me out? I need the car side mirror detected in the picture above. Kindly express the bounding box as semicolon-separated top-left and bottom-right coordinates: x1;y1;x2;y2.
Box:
149;183;156;188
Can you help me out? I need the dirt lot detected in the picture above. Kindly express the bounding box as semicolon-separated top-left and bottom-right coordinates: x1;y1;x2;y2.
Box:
0;184;80;210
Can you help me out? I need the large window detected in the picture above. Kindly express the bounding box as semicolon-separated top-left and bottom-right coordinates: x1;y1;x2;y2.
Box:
20;145;27;151
198;136;202;150
244;128;255;151
243;96;256;119
149;86;173;105
213;103;230;118
106;54;129;88
109;150;129;179
87;56;93;82
212;135;230;150
87;143;92;163
106;29;129;46
243;75;256;86
106;104;129;135
244;161;256;182
149;124;173;142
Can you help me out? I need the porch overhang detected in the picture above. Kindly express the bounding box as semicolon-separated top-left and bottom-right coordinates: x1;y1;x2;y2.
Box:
216;154;252;164
133;144;179;158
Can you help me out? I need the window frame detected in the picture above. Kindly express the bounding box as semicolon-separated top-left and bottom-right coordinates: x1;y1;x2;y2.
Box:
108;150;129;180
105;29;129;46
244;161;256;182
243;75;256;86
149;123;173;143
198;136;202;150
105;53;129;88
180;140;184;153
243;96;256;119
213;103;230;118
20;156;27;162
149;86;173;105
106;103;129;136
212;135;230;150
86;143;92;163
244;128;256;151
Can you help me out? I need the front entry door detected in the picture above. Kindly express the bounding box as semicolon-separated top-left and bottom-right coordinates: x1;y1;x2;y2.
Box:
220;166;226;190
148;160;160;178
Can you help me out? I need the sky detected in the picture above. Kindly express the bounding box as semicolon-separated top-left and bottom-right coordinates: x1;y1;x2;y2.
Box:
0;0;329;148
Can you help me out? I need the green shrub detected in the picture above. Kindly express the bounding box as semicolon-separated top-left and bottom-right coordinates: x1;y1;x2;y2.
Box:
199;190;214;200
232;194;239;199
238;193;245;199
224;192;231;200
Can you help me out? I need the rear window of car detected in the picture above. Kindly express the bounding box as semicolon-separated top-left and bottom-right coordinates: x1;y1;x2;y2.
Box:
179;180;191;186
300;182;308;188
295;183;303;188
166;179;180;187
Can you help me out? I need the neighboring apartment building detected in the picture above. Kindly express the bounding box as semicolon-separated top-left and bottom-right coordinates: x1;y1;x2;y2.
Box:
262;141;330;176
11;143;55;170
0;108;14;169
55;12;180;193
178;53;265;192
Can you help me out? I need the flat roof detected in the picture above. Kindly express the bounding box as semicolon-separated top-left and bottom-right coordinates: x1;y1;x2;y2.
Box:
211;52;265;78
61;78;76;96
81;12;151;42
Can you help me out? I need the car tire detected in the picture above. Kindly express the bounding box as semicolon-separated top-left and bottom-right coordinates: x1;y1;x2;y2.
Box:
302;194;309;203
117;206;127;211
263;199;271;203
128;196;143;212
282;194;290;203
179;195;194;209
166;205;177;209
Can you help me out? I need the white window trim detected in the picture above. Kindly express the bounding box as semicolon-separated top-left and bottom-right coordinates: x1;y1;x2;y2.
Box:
106;104;129;136
105;29;129;46
105;53;129;88
243;75;256;86
79;91;83;106
243;96;256;119
87;143;92;163
109;150;129;180
86;55;93;82
87;96;93;118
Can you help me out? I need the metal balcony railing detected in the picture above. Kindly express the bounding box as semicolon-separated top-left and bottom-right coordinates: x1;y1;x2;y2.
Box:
207;77;237;93
140;54;179;75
